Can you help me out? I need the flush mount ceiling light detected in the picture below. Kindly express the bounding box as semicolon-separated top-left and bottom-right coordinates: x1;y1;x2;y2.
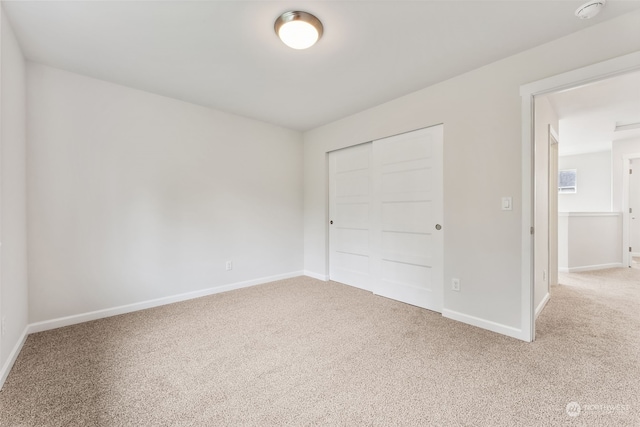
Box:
575;0;606;19
274;11;323;50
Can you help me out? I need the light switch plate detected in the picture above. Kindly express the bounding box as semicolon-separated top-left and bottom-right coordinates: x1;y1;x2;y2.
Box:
502;197;512;211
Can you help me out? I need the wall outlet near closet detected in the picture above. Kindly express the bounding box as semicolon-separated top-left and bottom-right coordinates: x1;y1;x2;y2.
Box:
225;261;233;271
452;278;461;292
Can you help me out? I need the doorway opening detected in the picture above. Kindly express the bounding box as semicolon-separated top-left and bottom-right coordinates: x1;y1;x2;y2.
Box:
536;72;640;327
521;51;640;341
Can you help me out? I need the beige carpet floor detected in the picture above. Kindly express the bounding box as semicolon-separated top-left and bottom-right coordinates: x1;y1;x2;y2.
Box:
0;272;638;426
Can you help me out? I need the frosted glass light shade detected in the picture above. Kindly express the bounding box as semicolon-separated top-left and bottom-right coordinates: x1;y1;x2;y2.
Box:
575;0;606;19
275;11;323;50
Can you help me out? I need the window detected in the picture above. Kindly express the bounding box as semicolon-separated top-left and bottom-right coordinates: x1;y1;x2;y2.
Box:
559;169;577;194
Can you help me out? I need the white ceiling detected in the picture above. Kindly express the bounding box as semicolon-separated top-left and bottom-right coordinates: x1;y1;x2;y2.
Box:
545;70;640;156
4;0;640;131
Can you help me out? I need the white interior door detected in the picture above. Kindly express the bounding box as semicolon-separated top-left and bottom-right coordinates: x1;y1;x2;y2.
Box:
372;126;443;311
630;159;640;266
329;125;443;312
329;143;373;291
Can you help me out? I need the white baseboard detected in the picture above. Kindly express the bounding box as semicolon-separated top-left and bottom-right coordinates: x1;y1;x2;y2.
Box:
28;271;304;334
0;326;29;390
558;263;623;273
443;309;525;341
304;271;329;281
535;292;550;319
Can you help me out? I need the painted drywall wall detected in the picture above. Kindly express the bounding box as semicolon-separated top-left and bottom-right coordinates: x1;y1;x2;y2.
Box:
533;97;558;315
0;9;28;376
558;214;569;270
303;10;640;334
27;64;303;323
558;151;612;212
558;213;622;272
612;137;640;212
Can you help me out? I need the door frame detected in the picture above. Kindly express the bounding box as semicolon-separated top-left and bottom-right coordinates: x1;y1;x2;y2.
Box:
622;153;640;267
520;51;640;342
548;126;559;289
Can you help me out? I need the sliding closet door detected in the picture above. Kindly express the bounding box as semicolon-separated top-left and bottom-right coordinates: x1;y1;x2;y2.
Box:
372;126;443;311
328;143;373;291
328;125;443;311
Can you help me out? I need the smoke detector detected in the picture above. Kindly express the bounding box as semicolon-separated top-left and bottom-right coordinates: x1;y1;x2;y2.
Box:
575;0;606;19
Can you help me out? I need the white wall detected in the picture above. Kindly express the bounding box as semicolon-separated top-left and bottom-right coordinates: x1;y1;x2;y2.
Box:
0;8;28;381
558;213;622;272
558;214;569;270
303;10;640;337
27;64;303;323
533;97;558;315
558;151;612;212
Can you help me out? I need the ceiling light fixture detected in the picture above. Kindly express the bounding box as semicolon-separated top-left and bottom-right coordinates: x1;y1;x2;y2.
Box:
274;11;323;50
575;0;606;19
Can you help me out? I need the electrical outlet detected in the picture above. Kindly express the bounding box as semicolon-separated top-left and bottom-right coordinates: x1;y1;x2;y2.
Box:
1;316;6;336
543;270;547;281
225;261;233;271
452;278;460;292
